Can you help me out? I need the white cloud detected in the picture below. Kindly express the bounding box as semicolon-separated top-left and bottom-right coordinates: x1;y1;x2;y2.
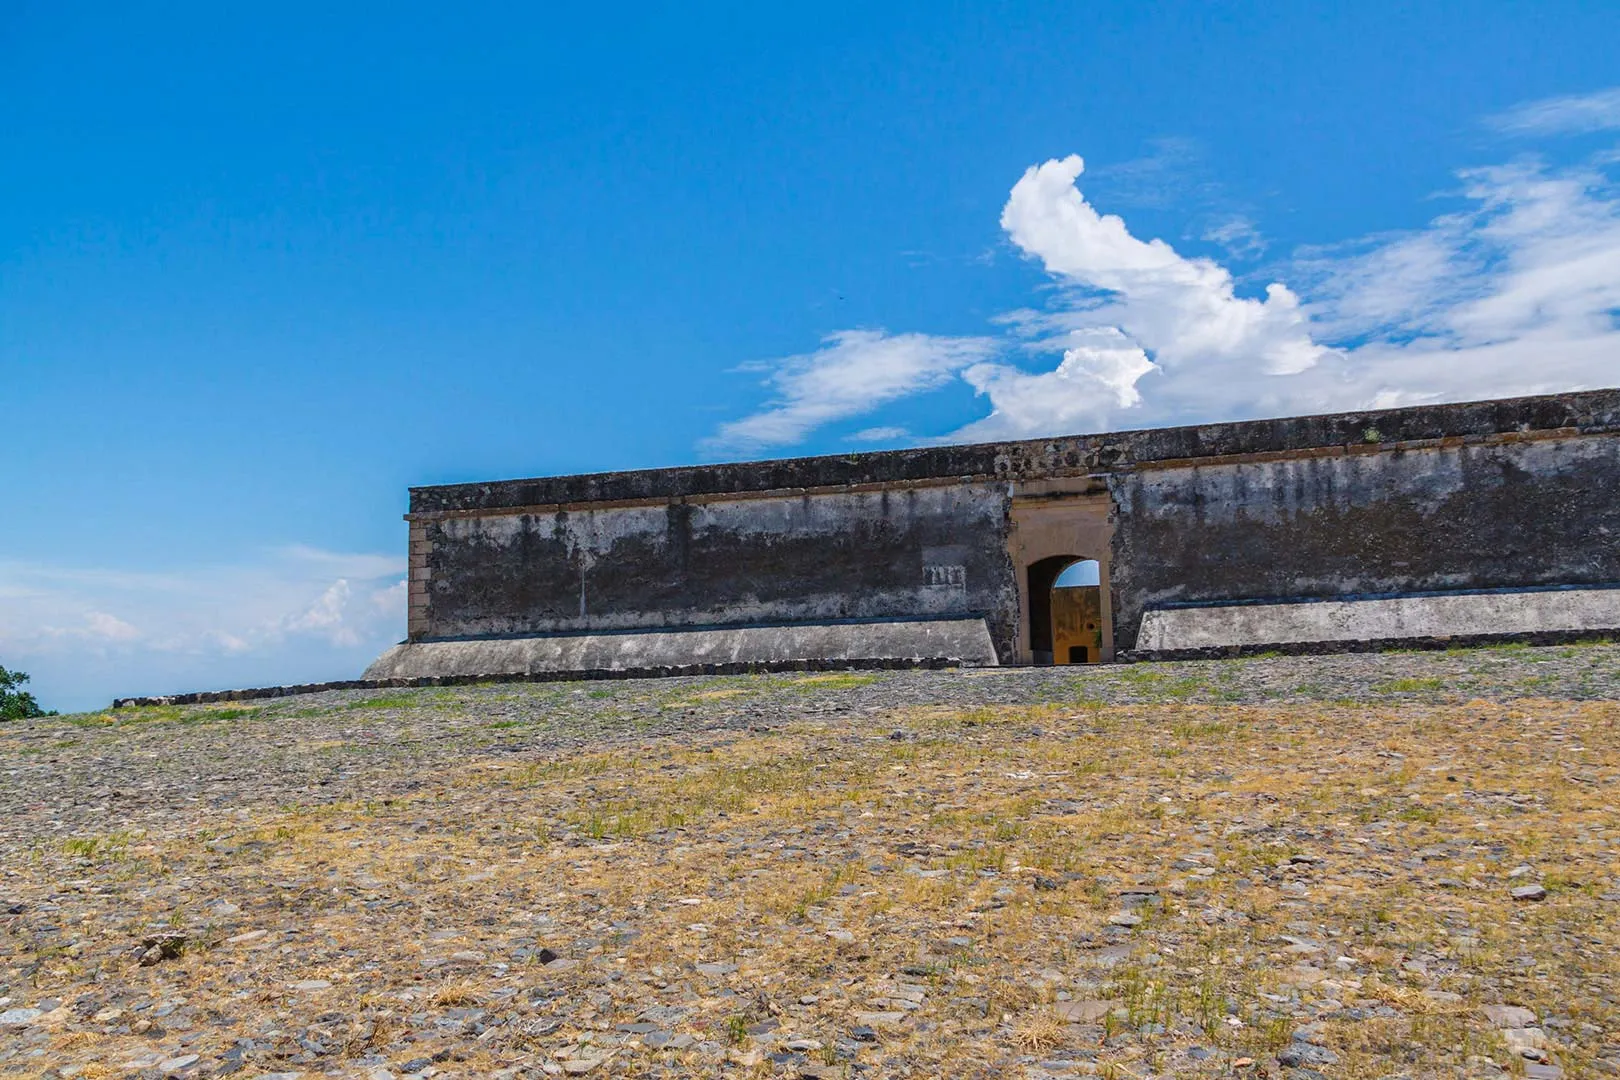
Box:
1491;86;1620;136
275;545;410;581
0;546;406;711
712;108;1620;447
999;155;1336;381
951;327;1158;442
1203;216;1267;259
1287;157;1620;410
845;426;911;443
29;610;145;645
283;579;359;646
1082;136;1208;210
704;330;995;453
987;151;1620;428
370;579;409;614
84;612;141;643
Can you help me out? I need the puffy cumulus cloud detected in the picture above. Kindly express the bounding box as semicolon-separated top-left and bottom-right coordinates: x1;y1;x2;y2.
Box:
947;155;1341;437
980;150;1620;429
951;327;1158;443
704;330;996;454
0;546;406;711
999;155;1335;380
711;156;1340;448
711;98;1620;448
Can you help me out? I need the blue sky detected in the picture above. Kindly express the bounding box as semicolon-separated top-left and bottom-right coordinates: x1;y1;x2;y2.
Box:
4;2;1619;711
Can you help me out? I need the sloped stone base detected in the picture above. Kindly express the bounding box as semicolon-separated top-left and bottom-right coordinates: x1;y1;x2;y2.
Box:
364;617;999;680
1135;585;1620;653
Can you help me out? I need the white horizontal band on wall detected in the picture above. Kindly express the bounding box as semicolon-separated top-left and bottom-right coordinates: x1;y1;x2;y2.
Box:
1137;586;1620;651
365;617;1001;680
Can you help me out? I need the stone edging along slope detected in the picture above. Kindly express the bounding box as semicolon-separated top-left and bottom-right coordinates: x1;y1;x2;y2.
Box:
109;655;964;708
110;626;1620;708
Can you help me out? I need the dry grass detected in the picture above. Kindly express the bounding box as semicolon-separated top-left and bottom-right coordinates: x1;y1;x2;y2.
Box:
2;689;1617;1078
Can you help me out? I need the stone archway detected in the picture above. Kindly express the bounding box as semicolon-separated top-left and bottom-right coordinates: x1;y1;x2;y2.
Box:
1007;481;1115;664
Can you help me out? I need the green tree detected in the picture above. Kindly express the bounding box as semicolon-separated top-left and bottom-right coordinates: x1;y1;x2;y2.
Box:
0;665;51;721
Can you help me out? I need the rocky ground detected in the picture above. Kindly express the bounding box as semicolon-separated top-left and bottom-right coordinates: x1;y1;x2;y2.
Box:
1;644;1617;1079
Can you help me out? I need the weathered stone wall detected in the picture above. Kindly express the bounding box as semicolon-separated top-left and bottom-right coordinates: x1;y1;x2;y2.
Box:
397;389;1620;671
1109;434;1620;649
418;484;1024;660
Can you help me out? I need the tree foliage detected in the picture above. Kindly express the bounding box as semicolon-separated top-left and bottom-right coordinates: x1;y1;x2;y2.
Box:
0;665;50;721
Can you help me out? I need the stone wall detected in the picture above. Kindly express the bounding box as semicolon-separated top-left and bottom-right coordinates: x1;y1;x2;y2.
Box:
416;484;1023;660
1110;433;1620;650
392;389;1620;674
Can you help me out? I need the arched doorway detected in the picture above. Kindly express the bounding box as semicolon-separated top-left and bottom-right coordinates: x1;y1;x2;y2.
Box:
1027;555;1107;665
1006;484;1115;665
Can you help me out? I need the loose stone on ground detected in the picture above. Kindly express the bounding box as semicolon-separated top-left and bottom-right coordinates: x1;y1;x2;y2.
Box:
0;646;1616;1077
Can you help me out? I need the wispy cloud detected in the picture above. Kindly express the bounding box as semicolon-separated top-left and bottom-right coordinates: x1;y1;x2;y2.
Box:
703;330;995;454
712;90;1620;449
1083;136;1208;210
845;426;911;443
1302;159;1620;343
0;546;406;710
1203;216;1268;260
1490;86;1620;136
1278;156;1620;420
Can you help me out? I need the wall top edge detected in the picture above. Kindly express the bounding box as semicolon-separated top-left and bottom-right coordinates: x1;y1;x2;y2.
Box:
409;388;1620;515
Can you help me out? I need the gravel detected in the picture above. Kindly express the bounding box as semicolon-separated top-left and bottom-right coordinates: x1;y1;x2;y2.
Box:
0;642;1616;1078
4;642;1619;853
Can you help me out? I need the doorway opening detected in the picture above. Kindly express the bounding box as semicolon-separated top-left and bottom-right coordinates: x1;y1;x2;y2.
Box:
1027;555;1105;665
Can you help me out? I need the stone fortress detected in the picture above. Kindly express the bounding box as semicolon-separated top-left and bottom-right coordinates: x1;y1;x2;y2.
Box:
366;389;1620;681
